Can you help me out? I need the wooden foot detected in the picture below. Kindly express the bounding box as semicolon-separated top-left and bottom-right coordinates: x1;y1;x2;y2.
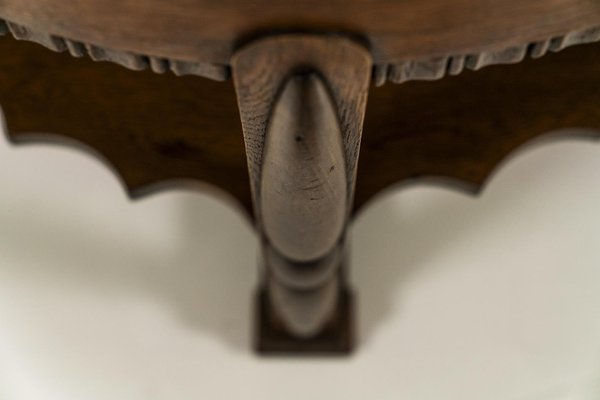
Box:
255;285;354;355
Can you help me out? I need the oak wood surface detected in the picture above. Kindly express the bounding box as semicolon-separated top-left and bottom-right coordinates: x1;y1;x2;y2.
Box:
1;0;600;67
2;36;600;217
232;36;371;217
0;37;250;212
357;41;600;205
232;36;371;340
259;74;348;263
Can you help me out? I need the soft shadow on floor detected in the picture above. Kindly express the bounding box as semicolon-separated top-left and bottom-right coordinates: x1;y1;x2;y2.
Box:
0;191;257;351
2;129;600;355
351;132;600;346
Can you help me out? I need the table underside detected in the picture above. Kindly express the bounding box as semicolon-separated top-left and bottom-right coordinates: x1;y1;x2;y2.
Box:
3;17;600;351
2;36;600;217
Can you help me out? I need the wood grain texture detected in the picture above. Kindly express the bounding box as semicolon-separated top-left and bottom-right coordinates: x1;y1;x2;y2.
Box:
3;35;600;217
0;37;250;213
3;17;600;86
1;0;600;70
356;40;600;209
258;73;348;338
374;25;600;85
232;36;371;217
232;36;371;340
260;74;347;263
0;19;229;81
3;16;600;86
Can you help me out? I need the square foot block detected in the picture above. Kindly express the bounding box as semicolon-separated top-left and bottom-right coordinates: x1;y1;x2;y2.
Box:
255;287;354;355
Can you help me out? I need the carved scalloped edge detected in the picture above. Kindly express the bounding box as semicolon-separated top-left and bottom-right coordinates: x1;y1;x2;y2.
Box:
4;129;254;220
373;25;600;86
0;18;230;81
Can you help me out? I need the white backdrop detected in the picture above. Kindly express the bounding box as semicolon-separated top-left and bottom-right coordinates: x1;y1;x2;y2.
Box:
0;123;599;400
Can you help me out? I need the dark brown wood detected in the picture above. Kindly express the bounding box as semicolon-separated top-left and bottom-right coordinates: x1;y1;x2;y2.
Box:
256;287;353;355
1;0;600;71
356;41;600;208
259;74;347;337
232;35;371;344
0;36;252;214
3;35;600;217
3;26;600;354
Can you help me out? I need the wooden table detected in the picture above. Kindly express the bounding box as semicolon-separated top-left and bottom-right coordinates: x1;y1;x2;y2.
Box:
1;0;600;354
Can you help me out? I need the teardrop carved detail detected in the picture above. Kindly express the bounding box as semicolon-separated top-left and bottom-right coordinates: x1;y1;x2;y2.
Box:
261;73;347;262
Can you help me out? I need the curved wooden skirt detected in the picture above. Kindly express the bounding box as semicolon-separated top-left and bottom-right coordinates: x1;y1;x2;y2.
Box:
2;36;600;217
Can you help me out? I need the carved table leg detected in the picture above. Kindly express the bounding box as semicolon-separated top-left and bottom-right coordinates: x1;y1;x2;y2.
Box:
232;35;371;353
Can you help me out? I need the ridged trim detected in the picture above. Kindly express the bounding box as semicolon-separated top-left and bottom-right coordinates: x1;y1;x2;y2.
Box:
1;17;599;86
373;25;600;86
0;19;230;81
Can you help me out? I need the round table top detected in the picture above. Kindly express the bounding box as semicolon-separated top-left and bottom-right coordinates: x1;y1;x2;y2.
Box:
1;0;600;83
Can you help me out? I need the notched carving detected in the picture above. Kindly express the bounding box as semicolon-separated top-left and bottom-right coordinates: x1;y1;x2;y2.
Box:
375;25;600;86
1;15;599;88
358;41;600;209
0;18;230;81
